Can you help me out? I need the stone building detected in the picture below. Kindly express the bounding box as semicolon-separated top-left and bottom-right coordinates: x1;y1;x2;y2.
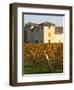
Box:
24;22;63;43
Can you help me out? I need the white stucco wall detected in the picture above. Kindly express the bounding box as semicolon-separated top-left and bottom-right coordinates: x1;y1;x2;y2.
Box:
51;34;64;43
43;26;63;43
43;26;55;43
43;26;49;43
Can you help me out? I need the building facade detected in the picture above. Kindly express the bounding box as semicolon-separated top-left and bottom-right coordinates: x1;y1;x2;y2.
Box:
24;22;63;43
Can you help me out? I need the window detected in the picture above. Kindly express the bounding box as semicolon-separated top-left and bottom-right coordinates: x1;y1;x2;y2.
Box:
48;40;50;43
48;32;51;37
48;26;50;29
35;40;38;43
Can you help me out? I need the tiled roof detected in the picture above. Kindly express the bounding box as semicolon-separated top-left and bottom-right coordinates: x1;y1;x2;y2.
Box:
40;22;55;26
55;27;63;34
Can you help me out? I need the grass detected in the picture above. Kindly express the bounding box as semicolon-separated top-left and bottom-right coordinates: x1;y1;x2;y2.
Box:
24;43;63;74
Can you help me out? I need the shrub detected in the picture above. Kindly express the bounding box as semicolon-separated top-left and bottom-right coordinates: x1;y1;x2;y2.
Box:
24;43;63;74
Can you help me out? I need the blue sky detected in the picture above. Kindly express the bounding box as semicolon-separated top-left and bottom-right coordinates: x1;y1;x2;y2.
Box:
24;14;64;27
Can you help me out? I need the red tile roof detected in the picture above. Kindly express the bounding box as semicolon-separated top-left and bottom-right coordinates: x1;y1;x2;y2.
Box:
55;27;63;34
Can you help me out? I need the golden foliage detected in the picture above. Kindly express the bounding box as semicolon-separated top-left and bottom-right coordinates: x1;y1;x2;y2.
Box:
24;43;63;62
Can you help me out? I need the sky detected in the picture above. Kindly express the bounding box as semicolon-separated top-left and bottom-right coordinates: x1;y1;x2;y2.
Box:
24;14;64;27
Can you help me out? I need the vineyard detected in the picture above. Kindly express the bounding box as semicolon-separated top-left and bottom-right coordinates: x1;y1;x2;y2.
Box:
24;43;63;74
